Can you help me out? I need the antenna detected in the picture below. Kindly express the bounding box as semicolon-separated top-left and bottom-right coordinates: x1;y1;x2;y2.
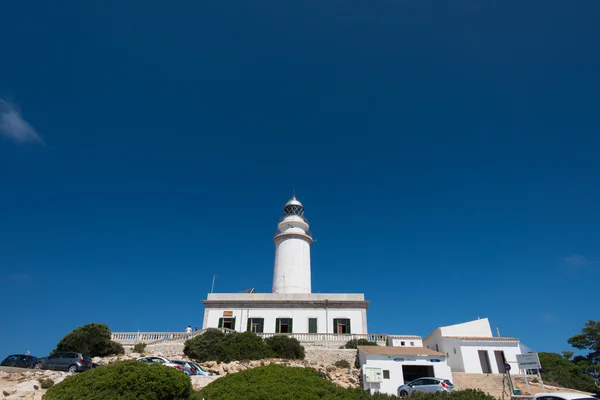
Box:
211;274;217;293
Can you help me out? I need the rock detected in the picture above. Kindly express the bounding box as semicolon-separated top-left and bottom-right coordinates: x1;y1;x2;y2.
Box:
2;388;16;396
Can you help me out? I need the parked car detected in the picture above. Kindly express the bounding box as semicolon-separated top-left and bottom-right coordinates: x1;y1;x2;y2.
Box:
34;352;93;373
171;360;198;376
136;356;184;372
533;392;598;400
398;377;454;397
1;354;38;369
188;361;213;376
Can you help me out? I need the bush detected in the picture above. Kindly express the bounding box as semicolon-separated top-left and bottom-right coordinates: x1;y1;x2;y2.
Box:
53;323;123;357
406;390;496;400
38;378;54;389
220;332;275;362
264;335;305;360
184;329;274;362
344;338;378;349
184;328;227;362
538;352;599;394
132;342;147;353
44;360;192;400
334;359;350;368
195;364;369;400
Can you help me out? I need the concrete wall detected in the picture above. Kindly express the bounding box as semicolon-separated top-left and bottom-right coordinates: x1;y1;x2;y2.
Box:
359;354;453;396
204;307;367;334
389;338;423;347
439;318;493;337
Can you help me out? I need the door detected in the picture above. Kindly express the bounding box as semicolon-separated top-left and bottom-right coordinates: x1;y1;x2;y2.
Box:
494;351;506;373
421;379;439;393
308;318;317;334
3;355;18;367
16;355;29;368
46;353;62;369
478;350;492;373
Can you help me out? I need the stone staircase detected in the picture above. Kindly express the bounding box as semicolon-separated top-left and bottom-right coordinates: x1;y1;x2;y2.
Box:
452;373;509;399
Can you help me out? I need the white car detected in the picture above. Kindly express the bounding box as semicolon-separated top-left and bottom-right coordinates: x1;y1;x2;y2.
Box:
136;356;184;372
533;392;598;400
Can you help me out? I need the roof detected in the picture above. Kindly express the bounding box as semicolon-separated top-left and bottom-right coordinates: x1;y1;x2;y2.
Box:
388;335;422;340
445;336;519;341
358;346;445;357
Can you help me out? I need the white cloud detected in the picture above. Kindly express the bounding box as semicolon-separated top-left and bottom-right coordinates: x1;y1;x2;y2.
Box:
563;254;591;266
0;98;44;144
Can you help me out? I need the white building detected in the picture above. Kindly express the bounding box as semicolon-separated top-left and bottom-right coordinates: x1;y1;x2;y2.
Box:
423;318;522;375
201;195;370;340
359;346;453;396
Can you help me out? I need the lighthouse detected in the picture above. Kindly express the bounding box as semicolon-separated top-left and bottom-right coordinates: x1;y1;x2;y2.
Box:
272;195;314;294
201;194;369;337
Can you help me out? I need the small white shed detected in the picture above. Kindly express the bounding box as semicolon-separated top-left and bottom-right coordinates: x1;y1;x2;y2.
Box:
358;346;453;397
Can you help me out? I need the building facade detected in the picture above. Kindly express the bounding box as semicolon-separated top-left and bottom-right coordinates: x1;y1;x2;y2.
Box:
359;346;452;396
423;318;522;375
201;195;369;336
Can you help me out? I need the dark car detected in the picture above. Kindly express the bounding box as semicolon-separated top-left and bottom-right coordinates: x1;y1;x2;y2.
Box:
1;354;38;369
34;352;93;373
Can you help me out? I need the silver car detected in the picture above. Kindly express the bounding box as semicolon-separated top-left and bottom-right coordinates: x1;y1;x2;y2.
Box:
136;356;184;372
170;360;197;376
34;352;93;373
398;377;454;397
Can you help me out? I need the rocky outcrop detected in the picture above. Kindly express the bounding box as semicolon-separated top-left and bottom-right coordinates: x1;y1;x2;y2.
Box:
0;370;69;400
92;349;363;390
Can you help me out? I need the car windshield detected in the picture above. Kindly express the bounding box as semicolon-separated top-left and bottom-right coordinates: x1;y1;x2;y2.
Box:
443;380;453;386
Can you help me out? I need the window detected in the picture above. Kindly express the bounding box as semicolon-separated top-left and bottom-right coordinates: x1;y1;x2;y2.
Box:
454;348;457;354
401;341;405;346
218;317;236;330
383;370;390;379
447;353;449;358
410;341;414;346
247;318;264;333
435;344;439;352
276;318;293;333
308;318;317;333
333;318;351;334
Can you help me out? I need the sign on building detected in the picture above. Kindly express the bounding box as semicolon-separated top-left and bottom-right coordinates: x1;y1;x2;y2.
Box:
516;353;541;370
364;367;383;383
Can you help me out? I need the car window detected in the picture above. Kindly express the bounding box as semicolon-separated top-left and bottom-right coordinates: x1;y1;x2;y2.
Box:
8;355;18;361
426;379;440;385
50;353;62;359
411;380;423;386
151;357;165;364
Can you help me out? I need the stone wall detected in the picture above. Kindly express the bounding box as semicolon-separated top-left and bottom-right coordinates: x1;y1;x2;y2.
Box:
305;349;357;367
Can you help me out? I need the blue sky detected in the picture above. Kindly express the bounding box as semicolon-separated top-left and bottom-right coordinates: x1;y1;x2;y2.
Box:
1;1;598;358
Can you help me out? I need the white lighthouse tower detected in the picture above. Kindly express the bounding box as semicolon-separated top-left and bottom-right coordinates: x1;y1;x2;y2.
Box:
272;195;314;294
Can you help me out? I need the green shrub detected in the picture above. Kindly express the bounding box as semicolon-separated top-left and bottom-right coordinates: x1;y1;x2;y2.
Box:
334;359;350;368
184;328;227;362
132;342;147;353
195;364;365;400
264;335;305;360
38;378;54;389
53;323;123;357
406;389;496;400
220;331;275;362
344;338;378;349
538;352;598;394
43;360;191;400
184;329;274;362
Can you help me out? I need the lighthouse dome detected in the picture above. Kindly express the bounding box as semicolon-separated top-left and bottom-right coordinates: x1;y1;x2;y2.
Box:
283;195;304;217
